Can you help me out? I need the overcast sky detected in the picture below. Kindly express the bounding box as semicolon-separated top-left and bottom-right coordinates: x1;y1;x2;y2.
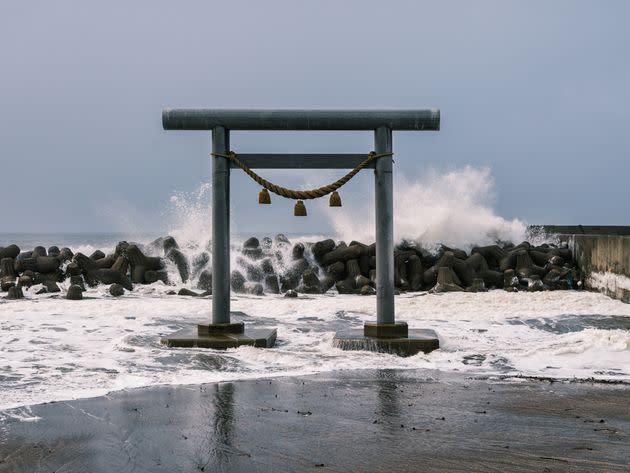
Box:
2;1;628;235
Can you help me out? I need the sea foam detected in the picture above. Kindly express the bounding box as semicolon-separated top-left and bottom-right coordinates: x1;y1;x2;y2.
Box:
1;287;630;411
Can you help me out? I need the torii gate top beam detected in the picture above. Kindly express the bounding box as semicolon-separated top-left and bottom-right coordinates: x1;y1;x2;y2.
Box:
162;109;440;131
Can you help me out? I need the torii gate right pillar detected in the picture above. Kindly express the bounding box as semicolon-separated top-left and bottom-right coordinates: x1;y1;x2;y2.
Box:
333;126;439;356
359;126;413;336
374;126;395;325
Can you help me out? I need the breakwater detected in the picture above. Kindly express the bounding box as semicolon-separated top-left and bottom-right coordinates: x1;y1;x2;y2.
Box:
1;234;581;299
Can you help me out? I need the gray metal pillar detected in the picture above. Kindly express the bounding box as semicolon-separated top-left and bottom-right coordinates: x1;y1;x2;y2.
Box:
374;126;395;325
212;126;231;324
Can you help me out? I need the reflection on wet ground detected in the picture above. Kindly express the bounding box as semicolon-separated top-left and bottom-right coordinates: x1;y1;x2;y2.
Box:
1;369;629;472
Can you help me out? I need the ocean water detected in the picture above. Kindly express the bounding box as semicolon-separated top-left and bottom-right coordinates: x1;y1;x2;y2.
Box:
1;167;628;411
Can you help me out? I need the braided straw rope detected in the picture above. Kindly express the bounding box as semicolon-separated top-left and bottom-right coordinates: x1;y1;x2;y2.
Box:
211;151;393;200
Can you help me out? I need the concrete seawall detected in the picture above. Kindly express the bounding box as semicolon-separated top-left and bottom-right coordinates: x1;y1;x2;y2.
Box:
569;235;630;303
533;226;630;303
535;225;630;236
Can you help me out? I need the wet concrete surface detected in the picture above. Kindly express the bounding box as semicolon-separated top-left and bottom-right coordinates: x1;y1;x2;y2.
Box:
1;369;629;472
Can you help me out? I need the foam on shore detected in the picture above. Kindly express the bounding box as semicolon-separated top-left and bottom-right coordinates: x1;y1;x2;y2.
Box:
1;287;629;410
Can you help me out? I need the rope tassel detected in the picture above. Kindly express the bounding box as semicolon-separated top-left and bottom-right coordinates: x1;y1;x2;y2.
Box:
259;188;271;204
294;200;307;216
329;191;342;207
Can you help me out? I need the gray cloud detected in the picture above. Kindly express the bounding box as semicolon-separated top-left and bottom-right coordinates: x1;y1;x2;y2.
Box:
1;0;628;233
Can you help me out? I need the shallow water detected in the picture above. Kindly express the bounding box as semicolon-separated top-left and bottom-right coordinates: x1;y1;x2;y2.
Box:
1;286;629;410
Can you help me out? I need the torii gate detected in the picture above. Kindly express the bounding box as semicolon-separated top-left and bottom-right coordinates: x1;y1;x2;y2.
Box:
161;109;440;356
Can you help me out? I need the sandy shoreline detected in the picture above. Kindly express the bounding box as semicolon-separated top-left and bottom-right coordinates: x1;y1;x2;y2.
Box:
1;369;629;472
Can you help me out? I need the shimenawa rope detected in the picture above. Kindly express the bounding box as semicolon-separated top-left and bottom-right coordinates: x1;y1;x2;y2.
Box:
210;151;393;200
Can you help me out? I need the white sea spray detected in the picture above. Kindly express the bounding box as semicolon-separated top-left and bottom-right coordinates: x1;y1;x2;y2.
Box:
588;271;630;293
324;166;529;250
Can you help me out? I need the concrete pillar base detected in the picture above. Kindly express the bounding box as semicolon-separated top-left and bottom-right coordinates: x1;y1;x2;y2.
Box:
333;325;439;357
161;312;277;349
364;322;409;338
197;322;245;336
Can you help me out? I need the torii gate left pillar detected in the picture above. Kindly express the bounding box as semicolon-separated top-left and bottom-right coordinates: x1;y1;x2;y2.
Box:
160;109;440;355
211;125;231;325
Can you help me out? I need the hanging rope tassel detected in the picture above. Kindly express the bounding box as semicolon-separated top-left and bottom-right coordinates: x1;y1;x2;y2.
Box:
329;191;342;207
294;200;307;216
258;188;271;204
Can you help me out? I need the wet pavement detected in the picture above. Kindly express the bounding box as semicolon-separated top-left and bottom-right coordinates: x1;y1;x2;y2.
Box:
1;369;629;472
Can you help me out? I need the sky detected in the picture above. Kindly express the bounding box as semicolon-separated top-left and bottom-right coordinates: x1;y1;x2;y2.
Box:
1;0;629;235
